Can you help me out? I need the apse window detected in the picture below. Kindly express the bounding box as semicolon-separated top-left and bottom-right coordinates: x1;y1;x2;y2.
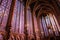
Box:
40;13;60;37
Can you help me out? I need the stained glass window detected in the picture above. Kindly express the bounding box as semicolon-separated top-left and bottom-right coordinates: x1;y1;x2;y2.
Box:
45;15;53;35
39;18;44;38
26;7;34;39
0;0;12;40
0;0;12;30
41;16;49;37
49;14;59;36
11;0;24;40
40;13;59;38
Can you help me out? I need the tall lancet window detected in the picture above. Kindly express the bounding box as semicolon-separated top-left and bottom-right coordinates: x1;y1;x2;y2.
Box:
11;0;20;40
19;1;24;40
49;14;59;36
26;7;34;40
0;0;7;30
41;16;49;37
11;0;19;33
0;0;12;40
40;13;60;38
0;0;12;32
11;0;24;40
0;0;12;30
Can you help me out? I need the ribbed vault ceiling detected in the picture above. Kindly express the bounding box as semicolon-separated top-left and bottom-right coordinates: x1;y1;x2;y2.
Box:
23;0;60;17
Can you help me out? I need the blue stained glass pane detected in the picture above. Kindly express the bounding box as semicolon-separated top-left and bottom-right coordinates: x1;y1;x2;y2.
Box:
42;16;49;37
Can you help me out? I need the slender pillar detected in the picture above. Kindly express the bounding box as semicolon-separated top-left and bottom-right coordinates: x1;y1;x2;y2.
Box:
6;0;16;39
33;13;40;40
